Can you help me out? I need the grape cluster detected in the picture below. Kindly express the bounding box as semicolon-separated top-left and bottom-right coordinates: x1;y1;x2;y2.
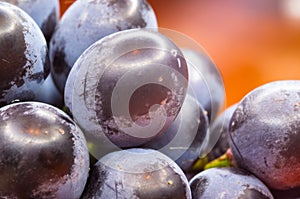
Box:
0;0;299;198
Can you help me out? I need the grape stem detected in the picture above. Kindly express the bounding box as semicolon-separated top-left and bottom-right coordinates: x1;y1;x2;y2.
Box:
204;148;236;170
192;148;236;171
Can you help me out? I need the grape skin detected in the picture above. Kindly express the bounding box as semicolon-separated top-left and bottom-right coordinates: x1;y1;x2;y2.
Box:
182;48;225;122
0;102;90;198
1;0;60;43
189;167;274;199
0;2;49;107
81;148;192;199
204;103;238;161
229;80;300;190
143;94;209;174
49;0;158;93
64;28;188;153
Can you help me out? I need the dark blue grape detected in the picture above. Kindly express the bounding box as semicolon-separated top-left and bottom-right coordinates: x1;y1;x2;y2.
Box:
50;0;158;93
143;94;209;174
64;28;188;157
203;103;238;161
0;102;89;198
1;0;60;43
0;1;62;108
0;2;49;107
229;80;300;190
81;148;192;199
182;48;225;122
189;167;274;199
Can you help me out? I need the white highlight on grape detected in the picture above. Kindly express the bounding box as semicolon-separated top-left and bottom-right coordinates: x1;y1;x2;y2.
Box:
111;63;187;138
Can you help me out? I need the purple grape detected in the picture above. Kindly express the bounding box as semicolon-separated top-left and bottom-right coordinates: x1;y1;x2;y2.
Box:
64;28;188;157
0;2;50;107
143;94;209;174
1;0;60;43
0;102;89;198
81;148;192;199
229;80;300;190
182;48;225;122
203;103;238;161
189;167;274;199
49;0;158;93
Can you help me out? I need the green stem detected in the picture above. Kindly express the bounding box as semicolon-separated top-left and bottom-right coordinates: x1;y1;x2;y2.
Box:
204;148;236;170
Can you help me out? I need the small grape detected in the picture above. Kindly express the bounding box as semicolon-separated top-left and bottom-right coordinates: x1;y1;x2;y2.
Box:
189;167;274;199
143;94;209;174
182;48;225;122
204;103;238;161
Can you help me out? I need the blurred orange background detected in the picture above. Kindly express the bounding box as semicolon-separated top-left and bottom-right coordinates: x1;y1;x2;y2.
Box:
59;0;300;107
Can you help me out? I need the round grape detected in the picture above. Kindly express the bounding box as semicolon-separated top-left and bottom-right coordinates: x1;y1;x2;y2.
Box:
0;102;89;198
229;80;300;190
65;28;188;157
189;167;274;199
0;2;49;107
1;0;60;43
50;0;158;93
182;48;225;122
81;148;192;199
204;103;237;161
143;94;209;174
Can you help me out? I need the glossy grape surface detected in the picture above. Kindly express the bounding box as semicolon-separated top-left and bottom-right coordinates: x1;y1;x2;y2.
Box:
0;2;49;107
65;29;188;156
35;73;64;108
1;0;60;42
81;148;192;199
50;0;158;93
229;80;300;190
0;102;89;198
189;167;274;199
